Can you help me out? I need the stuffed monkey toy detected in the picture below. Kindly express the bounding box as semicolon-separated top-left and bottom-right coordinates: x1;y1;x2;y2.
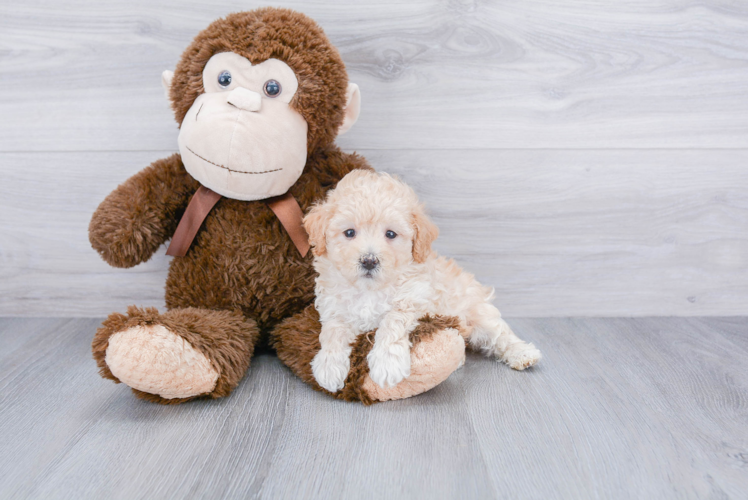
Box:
89;8;466;405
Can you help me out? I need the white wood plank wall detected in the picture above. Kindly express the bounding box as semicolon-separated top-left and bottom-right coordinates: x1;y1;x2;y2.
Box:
0;0;746;316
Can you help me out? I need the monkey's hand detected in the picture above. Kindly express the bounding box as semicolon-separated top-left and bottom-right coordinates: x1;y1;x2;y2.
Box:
89;154;197;268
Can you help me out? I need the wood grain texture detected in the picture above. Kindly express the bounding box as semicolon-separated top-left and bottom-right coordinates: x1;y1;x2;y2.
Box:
1;1;747;316
1;150;746;317
1;317;746;499
0;0;747;151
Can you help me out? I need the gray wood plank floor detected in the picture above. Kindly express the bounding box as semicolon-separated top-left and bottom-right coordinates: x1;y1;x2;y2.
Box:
1;317;746;500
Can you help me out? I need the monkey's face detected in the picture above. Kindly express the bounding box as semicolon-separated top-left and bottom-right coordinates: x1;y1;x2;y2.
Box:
176;52;308;201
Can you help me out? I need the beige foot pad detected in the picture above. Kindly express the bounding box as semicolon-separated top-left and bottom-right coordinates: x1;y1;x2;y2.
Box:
363;328;466;402
106;324;219;400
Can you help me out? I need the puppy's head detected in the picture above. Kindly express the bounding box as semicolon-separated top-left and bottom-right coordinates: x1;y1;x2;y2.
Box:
304;170;438;285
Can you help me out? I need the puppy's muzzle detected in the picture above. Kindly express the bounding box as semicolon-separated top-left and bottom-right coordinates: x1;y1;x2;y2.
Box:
360;253;380;271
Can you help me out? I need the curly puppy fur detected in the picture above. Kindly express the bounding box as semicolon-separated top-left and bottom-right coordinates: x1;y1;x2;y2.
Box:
305;170;541;391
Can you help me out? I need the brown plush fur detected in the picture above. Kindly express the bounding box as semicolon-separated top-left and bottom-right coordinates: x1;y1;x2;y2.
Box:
88;154;198;268
272;305;462;405
169;8;349;153
89;7;458;404
90;145;369;401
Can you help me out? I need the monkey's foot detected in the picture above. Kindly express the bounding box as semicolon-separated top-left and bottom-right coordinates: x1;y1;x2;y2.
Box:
272;307;466;404
92;306;259;404
106;324;219;399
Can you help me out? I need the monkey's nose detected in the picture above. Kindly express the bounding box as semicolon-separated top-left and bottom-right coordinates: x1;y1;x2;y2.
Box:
360;254;379;271
227;87;262;112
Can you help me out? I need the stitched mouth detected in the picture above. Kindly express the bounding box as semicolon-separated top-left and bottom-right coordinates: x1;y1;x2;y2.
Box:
185;146;283;175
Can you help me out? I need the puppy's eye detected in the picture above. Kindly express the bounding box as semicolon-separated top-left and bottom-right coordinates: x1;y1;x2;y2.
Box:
218;70;232;88
385;230;397;239
344;229;356;238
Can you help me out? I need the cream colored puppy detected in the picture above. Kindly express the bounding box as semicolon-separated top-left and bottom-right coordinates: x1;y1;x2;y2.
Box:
304;170;541;392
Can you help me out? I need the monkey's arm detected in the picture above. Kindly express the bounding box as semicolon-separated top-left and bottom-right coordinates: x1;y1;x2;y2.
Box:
89;153;198;268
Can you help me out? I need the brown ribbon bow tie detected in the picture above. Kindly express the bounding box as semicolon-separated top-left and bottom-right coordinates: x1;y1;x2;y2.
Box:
165;186;310;258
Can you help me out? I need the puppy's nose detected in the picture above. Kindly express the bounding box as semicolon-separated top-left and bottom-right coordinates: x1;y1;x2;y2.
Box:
360;254;379;271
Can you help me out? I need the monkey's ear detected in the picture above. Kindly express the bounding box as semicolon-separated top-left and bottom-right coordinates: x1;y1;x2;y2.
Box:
337;83;361;135
412;205;439;263
303;203;334;257
161;70;174;99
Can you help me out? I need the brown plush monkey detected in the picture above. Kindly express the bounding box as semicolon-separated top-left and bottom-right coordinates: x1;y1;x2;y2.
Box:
89;8;465;405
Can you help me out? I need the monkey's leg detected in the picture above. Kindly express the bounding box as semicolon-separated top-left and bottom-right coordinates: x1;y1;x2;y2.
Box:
271;305;466;405
92;306;259;404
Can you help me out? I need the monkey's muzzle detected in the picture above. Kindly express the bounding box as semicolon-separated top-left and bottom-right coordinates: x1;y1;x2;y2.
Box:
227;87;262;112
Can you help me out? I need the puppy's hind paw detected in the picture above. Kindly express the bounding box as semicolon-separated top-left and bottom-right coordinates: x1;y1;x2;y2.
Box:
503;342;541;371
367;342;411;388
312;349;350;393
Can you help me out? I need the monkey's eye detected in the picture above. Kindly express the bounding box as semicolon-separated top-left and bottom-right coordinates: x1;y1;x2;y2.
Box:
263;79;282;97
217;70;232;88
344;229;356;238
385;230;398;239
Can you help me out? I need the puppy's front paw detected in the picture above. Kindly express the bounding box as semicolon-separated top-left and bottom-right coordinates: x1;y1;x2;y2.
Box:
367;341;411;388
503;342;541;370
312;348;350;393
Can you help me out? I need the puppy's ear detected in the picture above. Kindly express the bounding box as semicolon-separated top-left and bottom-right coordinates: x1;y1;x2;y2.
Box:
412;205;438;263
303;202;333;257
